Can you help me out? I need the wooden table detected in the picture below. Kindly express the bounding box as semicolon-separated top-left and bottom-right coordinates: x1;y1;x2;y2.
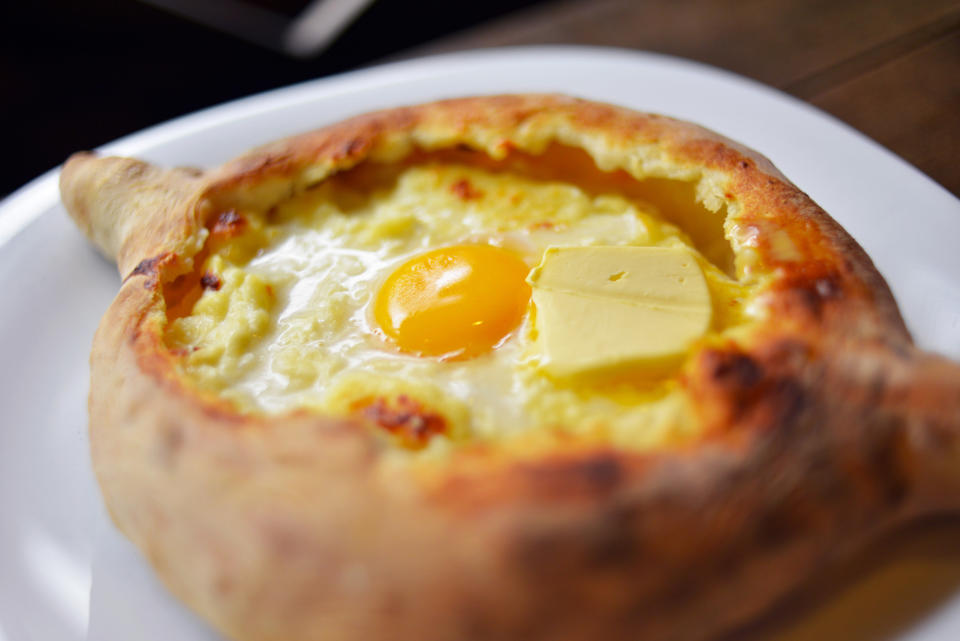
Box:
408;0;960;198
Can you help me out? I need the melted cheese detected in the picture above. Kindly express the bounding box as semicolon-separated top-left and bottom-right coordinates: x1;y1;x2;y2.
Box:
165;163;755;453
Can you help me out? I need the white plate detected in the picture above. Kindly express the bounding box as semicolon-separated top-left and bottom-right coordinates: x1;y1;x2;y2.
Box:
0;46;958;641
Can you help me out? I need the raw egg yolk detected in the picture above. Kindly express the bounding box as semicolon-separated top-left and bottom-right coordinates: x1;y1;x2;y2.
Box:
374;245;531;358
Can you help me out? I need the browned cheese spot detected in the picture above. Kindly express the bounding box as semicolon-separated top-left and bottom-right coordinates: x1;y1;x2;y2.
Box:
528;221;556;231
170;345;200;357
211;210;248;238
450;178;485;201
355;395;448;449
200;271;222;291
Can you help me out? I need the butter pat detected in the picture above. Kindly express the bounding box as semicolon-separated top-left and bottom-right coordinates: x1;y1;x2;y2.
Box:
527;246;712;379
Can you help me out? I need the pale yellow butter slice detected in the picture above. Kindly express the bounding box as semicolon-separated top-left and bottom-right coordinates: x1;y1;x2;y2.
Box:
527;246;712;379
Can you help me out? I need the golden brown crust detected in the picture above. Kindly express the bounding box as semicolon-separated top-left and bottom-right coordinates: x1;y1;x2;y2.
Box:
60;94;960;641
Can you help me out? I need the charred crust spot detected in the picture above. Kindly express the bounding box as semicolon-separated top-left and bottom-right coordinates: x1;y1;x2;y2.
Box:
450;178;484;200
126;252;174;288
696;347;809;431
211;210;247;237
200;271;222;291
237;152;293;175
705;351;763;389
775;268;843;318
130;253;168;277
331;137;368;162
738;160;750;170
356;395;448;449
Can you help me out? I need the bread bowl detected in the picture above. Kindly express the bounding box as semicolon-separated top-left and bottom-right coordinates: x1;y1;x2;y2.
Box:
59;94;960;641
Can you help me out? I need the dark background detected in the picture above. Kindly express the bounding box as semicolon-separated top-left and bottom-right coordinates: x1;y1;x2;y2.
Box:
4;0;959;198
3;0;544;197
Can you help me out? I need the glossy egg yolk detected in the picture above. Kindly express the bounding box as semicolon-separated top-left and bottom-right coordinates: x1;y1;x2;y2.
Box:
374;244;531;358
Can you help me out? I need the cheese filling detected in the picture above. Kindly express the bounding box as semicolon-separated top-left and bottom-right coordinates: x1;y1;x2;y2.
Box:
165;162;755;453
